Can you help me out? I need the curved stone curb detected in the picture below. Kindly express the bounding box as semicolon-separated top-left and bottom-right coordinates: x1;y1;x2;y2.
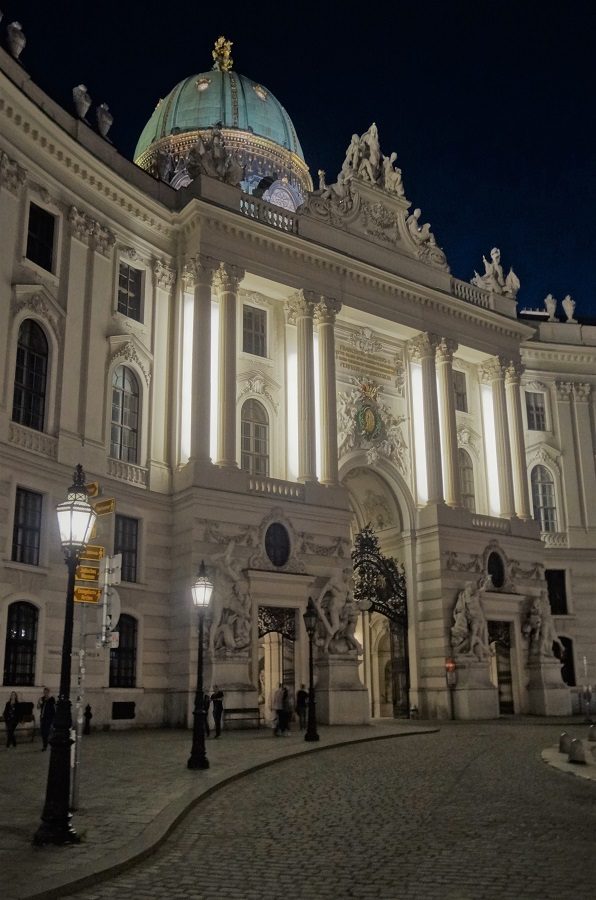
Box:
542;745;596;783
23;726;439;900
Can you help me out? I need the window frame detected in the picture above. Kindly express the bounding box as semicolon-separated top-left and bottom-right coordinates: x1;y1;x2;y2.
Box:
12;318;49;433
531;464;557;533
109;613;138;688
242;304;268;358
525;390;548;432
110;365;140;464
12;487;43;567
3;601;39;686
458;447;476;512
22;196;61;281
114;514;140;584
240;398;270;476
117;261;144;323
453;369;468;414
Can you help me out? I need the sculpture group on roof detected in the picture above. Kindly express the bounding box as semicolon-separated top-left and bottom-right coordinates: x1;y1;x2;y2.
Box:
156;124;245;189
471;247;520;299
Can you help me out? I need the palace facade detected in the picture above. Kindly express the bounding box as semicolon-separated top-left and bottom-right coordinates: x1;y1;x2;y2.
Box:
1;35;594;728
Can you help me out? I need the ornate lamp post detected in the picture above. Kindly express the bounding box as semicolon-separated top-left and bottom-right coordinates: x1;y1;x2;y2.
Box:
34;465;96;845
303;597;319;742
188;561;213;770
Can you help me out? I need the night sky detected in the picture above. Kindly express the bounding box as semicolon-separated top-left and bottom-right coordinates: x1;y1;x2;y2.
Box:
3;1;595;320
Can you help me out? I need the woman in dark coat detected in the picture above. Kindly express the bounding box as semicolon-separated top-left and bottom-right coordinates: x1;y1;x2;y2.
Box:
4;691;20;748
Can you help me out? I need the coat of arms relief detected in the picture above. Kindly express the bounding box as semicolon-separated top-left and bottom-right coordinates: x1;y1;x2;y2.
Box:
337;378;409;475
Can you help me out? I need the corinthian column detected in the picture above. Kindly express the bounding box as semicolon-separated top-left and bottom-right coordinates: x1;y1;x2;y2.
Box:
409;332;444;504
436;338;461;507
315;296;342;485
214;263;244;467
287;291;317;482
505;362;531;519
481;356;515;518
185;256;218;462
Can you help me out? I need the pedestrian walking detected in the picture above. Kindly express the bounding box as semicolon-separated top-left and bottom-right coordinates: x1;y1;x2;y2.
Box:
37;686;56;750
3;691;20;748
211;686;224;737
203;692;211;738
272;683;284;736
296;683;308;730
281;686;292;735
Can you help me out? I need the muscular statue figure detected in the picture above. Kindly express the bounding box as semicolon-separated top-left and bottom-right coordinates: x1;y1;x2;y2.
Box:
451;579;490;661
523;591;565;659
210;540;251;654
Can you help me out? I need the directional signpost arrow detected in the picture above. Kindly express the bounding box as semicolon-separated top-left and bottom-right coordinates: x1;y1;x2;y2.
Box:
74;586;102;604
93;498;116;516
80;545;105;561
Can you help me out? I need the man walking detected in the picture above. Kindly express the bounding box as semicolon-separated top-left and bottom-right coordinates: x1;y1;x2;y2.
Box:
211;686;224;737
296;683;308;730
37;686;55;751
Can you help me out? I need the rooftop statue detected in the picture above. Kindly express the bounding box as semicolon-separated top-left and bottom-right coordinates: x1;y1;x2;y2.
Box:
562;294;577;323
170;125;244;188
544;293;558;322
212;35;233;72
382;152;404;196
72;84;92;121
471;247;520;299
7;21;26;60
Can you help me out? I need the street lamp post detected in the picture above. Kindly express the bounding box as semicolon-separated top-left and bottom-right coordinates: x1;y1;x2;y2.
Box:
34;465;96;845
303;597;319;743
188;561;213;770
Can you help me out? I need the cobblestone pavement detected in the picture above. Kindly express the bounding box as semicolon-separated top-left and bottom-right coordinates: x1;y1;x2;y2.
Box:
67;722;596;900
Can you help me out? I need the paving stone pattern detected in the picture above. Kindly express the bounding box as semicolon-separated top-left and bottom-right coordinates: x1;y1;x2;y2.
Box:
69;723;596;900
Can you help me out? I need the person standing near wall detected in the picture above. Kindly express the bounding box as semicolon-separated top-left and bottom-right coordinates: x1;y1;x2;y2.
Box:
296;683;308;730
37;686;56;751
211;686;224;737
3;692;20;748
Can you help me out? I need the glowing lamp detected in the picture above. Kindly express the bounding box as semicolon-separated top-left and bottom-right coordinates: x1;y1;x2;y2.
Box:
191;561;213;609
56;465;96;551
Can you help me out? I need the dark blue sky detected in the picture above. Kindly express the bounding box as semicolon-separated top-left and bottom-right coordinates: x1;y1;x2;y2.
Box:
4;1;595;320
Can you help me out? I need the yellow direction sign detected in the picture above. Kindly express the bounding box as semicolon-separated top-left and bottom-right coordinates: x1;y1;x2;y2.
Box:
76;564;100;582
74;586;102;604
93;498;115;516
85;481;100;499
80;545;105;561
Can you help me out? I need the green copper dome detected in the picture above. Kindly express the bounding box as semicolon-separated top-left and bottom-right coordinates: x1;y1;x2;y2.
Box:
134;70;304;162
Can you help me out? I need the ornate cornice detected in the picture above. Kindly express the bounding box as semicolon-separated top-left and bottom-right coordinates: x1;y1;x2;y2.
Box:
505;361;523;385
0;149;27;195
152;258;176;290
214;262;244;294
315;296;342;324
408;332;440;362
573;382;591;403
285;290;317;324
480;356;507;384
182;254;218;290
554;381;573;401
435;337;458;363
68;205;115;256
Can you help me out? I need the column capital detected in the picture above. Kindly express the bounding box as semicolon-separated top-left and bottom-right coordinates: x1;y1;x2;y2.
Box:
573;382;591;403
435;337;458;363
555;380;573;401
480;355;507;384
505;361;524;385
408;332;440;362
214;262;244;293
315;296;342;324
152;258;177;291
285;290;317;325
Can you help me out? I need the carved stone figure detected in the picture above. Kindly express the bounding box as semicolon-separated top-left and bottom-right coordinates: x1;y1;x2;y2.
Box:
314;569;360;655
209;540;251;654
544;293;558;322
7;21;26;60
471;247;520;299
382;152;404;196
451;579;491;661
357;123;381;184
184;126;244;187
156;149;174;182
96;103;113;139
562;294;576;323
72;84;92;120
406;208;434;245
523;592;565;659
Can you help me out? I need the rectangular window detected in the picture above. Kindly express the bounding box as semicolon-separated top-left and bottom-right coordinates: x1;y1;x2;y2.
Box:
243;305;266;357
26;203;55;272
12;488;42;566
546;569;568;615
526;392;546;430
453;370;468;413
118;263;143;321
114;515;139;583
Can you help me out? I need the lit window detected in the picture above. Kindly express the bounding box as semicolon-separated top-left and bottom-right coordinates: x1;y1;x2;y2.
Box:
3;602;38;686
26;203;55;272
453;370;468;413
243;305;266;357
12;488;42;566
12;319;48;432
531;465;557;532
115;515;139;583
111;366;139;463
109;614;137;688
526;392;546;430
118;263;143;322
241;399;269;476
458;449;475;512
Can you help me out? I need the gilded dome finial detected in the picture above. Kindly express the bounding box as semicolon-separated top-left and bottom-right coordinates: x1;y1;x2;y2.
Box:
212;36;233;72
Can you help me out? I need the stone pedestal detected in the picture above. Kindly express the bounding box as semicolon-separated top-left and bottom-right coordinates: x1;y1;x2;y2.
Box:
527;657;572;716
316;654;370;725
453;658;499;719
208;653;258;719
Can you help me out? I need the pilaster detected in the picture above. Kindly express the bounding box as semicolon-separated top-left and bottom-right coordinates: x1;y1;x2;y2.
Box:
435;338;460;507
409;332;444;504
315;296;342;485
481;356;515;518
505;362;531;520
286;291;317;482
214;262;244;468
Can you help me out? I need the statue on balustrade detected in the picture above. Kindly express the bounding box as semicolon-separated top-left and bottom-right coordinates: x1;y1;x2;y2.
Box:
471;247;520;299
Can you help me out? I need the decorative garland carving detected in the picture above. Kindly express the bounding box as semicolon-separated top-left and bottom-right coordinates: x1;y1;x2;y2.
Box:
237;373;279;412
109;340;152;386
152;259;176;290
349;327;383;355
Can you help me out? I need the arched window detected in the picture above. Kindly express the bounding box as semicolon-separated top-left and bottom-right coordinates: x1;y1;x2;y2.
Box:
109;614;137;688
12;319;48;432
3;601;38;686
241;399;269;476
458;449;476;512
531;465;557;532
110;366;139;463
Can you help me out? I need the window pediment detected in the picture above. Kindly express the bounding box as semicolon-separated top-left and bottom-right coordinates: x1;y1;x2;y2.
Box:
11;283;65;340
107;335;152;386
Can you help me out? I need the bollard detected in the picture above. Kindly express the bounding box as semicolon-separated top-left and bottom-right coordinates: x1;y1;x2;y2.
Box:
83;704;93;735
588;724;596;743
568;738;588;765
559;731;573;754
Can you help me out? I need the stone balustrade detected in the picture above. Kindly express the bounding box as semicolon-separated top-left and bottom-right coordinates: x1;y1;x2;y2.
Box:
470;513;511;533
8;422;58;459
247;475;305;500
239;194;298;233
107;457;148;487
